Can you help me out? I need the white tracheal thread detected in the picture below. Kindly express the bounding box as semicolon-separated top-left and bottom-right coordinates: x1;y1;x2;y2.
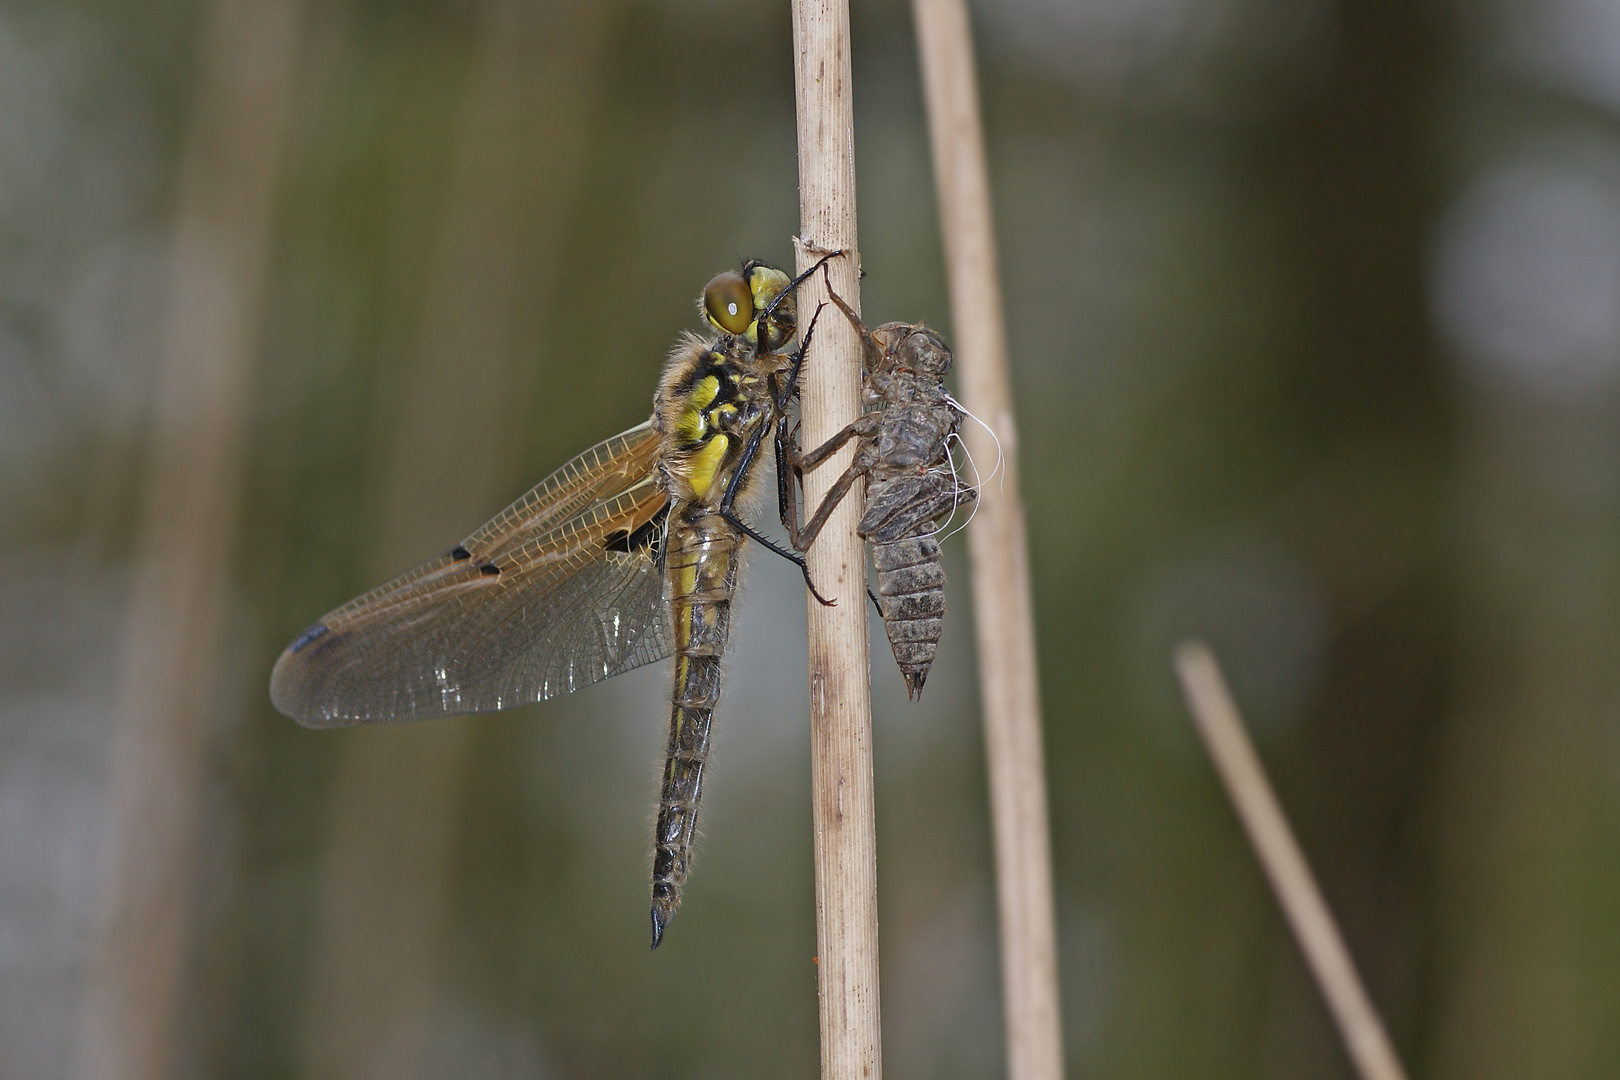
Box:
946;391;1005;493
935;421;992;544
933;442;973;542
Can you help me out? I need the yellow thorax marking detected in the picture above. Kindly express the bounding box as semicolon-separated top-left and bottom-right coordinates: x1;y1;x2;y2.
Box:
708;401;738;430
673;407;705;445
689;374;721;411
686;433;730;498
674;374;721;445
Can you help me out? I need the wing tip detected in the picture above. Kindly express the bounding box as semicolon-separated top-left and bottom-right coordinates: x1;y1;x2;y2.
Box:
288;622;330;654
270;627;349;728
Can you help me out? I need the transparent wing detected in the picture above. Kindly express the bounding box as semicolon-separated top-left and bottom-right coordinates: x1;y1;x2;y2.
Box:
271;420;672;727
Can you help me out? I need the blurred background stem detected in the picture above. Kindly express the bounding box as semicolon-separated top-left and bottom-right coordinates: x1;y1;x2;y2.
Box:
295;4;614;1077
75;0;304;1077
910;2;1065;1078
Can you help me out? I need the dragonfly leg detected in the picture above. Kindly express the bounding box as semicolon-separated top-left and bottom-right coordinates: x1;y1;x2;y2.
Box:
778;439;880;615
792;455;868;554
776;426;880;614
769;297;826;545
775;414;803;547
720;416;836;607
818;267;884;375
760;250;842;356
724;507;835;608
775;300;827;412
795;419;865;473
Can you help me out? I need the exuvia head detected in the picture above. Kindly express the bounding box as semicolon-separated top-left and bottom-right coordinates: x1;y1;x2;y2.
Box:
890;326;952;378
871;323;953;379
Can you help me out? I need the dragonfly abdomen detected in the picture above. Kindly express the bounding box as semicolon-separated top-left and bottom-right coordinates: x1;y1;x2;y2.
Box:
651;507;743;947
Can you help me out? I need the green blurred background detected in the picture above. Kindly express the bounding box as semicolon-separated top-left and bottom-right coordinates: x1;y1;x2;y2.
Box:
5;0;1620;1076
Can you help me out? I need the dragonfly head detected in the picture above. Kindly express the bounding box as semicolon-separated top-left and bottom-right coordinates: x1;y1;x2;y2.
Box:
702;261;796;351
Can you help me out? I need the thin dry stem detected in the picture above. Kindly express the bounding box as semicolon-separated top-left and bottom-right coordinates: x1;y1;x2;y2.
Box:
1174;642;1409;1080
790;2;881;1077
910;2;1065;1078
75;1;303;1077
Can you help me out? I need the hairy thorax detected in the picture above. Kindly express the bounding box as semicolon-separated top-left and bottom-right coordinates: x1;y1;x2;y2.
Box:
653;333;777;507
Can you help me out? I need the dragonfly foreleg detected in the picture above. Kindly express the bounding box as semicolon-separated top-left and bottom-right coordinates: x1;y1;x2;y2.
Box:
774;300;827;412
718;416;836;607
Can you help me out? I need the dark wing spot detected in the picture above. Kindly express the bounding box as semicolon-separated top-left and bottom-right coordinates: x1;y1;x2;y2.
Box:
604;509;667;557
479;562;501;576
449;545;472;561
289;623;330;654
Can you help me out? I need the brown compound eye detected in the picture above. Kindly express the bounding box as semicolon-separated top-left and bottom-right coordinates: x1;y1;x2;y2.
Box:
703;271;755;335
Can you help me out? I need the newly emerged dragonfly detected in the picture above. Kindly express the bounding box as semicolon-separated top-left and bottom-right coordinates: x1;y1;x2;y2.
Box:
784;285;976;698
271;255;836;948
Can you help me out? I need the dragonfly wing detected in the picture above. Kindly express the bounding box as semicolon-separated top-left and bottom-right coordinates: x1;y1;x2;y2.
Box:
271;421;673;726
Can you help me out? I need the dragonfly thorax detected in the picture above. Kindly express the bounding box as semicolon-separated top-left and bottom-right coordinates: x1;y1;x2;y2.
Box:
655;334;779;504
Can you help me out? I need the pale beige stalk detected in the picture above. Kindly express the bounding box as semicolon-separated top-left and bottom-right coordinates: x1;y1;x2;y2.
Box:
790;2;881;1077
1174;642;1409;1080
75;1;304;1078
910;2;1066;1078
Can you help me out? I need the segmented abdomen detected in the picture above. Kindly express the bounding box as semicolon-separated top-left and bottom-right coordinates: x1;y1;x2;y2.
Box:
650;504;742;947
860;469;964;699
871;534;946;698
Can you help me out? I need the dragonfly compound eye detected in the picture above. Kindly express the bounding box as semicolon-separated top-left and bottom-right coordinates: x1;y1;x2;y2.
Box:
703;271;755;336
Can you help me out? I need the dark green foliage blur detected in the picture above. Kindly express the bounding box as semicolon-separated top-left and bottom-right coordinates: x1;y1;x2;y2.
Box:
4;0;1619;1077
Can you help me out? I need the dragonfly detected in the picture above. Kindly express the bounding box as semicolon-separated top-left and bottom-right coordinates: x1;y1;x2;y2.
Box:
271;254;837;948
783;283;976;698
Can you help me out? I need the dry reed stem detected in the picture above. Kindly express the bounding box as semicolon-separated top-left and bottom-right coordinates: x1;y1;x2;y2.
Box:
790;2;882;1077
1174;642;1409;1080
75;0;303;1077
910;2;1065;1078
